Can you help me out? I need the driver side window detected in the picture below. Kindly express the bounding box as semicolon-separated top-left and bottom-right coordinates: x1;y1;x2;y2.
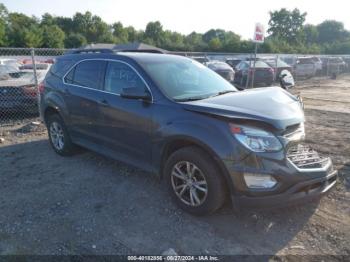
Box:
104;61;146;94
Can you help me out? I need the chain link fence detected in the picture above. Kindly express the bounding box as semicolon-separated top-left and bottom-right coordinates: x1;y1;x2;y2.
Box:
0;48;65;140
0;47;349;141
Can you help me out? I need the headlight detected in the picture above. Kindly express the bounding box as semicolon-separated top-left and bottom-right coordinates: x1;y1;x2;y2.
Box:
244;173;277;189
229;124;282;152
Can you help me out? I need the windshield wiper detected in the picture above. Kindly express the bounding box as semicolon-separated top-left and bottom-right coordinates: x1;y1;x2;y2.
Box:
175;97;207;102
214;90;236;96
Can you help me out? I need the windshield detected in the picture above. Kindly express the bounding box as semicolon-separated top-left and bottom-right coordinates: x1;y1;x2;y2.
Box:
140;56;237;101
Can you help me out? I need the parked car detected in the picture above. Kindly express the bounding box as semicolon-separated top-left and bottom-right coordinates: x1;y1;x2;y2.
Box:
294;57;317;78
234;60;274;87
206;61;235;83
321;57;347;75
311;57;323;73
191;56;210;65
225;58;242;69
40;51;337;215
260;57;293;80
19;63;51;72
342;57;350;72
0;58;22;69
0;64;20;77
0;71;45;114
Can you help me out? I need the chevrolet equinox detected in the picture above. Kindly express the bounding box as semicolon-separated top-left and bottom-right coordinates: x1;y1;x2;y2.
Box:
40;50;337;215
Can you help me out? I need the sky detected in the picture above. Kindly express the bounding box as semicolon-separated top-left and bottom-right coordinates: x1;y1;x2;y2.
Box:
2;0;349;39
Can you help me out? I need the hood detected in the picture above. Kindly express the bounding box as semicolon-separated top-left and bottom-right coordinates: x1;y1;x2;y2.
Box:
182;87;304;130
207;62;233;72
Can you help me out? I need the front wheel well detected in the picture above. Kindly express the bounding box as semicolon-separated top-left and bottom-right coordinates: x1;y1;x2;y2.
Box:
160;139;232;189
44;106;60;124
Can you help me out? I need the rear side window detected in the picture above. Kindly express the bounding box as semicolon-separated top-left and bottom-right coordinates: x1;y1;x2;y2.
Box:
104;61;146;94
50;59;75;78
65;60;106;90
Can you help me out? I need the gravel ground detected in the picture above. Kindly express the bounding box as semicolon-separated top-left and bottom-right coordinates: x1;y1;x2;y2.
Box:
0;76;349;257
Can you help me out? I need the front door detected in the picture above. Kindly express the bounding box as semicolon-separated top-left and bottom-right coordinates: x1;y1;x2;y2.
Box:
98;60;153;168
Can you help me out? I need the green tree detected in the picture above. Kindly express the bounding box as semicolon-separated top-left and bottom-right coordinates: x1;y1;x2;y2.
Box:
184;32;207;51
208;37;222;51
317;20;350;43
54;16;74;34
64;33;87;48
23;25;43;47
144;21;163;46
41;25;65;48
0;3;8;46
72;12;113;43
112;22;128;43
41;13;55;26
268;8;307;43
302;24;319;44
6;12;40;46
125;26;138;42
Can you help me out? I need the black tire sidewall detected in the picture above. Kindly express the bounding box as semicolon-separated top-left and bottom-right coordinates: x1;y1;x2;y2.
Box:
47;114;75;156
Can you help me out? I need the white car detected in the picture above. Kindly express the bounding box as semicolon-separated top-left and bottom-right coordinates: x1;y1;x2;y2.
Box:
294;57;317;78
311;57;323;72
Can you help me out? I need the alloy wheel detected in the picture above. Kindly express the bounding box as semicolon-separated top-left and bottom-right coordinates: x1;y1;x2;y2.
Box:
50;121;65;151
171;161;208;206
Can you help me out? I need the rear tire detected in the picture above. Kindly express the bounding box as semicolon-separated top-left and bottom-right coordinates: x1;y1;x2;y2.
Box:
164;146;227;215
46;114;77;156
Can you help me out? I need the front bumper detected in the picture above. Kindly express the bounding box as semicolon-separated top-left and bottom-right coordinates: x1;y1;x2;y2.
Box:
225;145;338;209
233;169;337;209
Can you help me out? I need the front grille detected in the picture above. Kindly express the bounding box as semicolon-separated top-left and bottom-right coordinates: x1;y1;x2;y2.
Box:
287;145;329;169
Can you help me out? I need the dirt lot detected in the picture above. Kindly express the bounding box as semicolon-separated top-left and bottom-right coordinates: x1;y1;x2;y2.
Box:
0;76;349;258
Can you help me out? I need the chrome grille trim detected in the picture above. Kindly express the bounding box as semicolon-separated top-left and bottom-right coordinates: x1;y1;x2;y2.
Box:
287;144;331;172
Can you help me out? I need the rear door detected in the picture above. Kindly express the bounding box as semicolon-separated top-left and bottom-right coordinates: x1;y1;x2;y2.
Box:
98;60;153;168
63;59;107;143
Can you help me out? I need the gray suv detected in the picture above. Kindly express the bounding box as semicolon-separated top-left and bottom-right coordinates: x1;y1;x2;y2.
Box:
40;50;337;215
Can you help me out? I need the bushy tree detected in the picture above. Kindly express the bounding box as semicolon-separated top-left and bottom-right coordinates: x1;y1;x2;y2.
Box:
0;4;7;46
41;25;65;48
184;32;207;51
145;21;163;46
64;33;87;48
317;20;350;43
23;25;43;47
268;8;307;43
72;12;113;43
112;22;128;43
1;3;350;53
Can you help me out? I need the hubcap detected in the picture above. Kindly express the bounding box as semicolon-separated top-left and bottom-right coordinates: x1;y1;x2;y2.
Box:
50;122;64;150
171;161;208;207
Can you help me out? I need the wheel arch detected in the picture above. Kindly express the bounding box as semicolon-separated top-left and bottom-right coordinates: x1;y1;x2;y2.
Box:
159;136;235;195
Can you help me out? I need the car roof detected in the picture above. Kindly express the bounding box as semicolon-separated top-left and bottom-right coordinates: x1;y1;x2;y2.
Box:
58;52;190;64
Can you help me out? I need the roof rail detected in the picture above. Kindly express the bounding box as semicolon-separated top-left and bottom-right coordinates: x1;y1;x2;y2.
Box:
65;48;114;55
116;49;166;54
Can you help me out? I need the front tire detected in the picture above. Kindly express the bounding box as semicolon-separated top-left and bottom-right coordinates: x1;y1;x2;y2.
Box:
164;146;227;215
47;114;77;156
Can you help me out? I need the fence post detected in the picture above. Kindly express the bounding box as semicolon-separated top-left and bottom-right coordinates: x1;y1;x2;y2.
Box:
275;54;279;82
30;48;40;120
246;53;252;89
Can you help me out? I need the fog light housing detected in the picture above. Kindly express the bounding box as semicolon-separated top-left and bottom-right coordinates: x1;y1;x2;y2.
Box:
244;173;277;189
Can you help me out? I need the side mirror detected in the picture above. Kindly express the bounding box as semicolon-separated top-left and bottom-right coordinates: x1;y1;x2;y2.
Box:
120;87;151;101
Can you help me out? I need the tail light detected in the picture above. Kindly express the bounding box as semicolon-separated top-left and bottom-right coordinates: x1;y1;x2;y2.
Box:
23;85;37;97
38;82;45;94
